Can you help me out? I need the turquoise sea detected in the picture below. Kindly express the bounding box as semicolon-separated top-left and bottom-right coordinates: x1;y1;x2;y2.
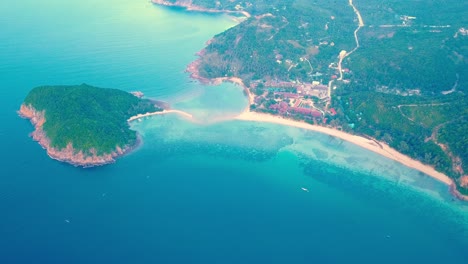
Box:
1;0;467;263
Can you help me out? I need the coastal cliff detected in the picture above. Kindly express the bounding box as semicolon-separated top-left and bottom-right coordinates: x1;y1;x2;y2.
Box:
19;84;162;167
19;104;131;167
151;0;250;17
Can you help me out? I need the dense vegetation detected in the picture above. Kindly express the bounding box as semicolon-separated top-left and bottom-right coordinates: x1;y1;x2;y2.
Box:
192;0;467;93
158;0;468;193
24;84;161;155
334;90;467;175
194;0;355;84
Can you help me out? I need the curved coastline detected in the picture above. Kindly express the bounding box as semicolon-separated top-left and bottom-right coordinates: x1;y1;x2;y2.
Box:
20;1;465;198
186;50;467;198
170;1;468;200
234;110;468;200
19;104;134;167
236;111;452;184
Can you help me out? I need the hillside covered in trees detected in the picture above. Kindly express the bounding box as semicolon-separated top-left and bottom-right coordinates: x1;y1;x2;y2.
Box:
167;0;467;94
22;84;161;157
155;0;468;194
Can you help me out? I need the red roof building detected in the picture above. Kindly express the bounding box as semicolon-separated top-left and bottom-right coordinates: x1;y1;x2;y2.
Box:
289;107;322;117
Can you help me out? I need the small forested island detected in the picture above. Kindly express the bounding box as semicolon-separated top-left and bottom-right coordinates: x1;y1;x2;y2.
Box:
19;84;162;167
153;0;468;198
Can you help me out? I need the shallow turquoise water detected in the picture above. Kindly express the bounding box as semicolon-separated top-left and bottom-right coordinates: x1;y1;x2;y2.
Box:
1;0;467;263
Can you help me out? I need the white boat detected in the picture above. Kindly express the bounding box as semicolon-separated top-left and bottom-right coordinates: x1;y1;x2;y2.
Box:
301;187;309;192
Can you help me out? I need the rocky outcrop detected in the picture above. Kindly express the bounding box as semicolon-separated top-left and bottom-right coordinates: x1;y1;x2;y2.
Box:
19;104;136;167
450;176;468;201
186;55;212;84
152;0;194;9
130;91;144;98
152;0;220;13
151;0;251;17
450;183;468;201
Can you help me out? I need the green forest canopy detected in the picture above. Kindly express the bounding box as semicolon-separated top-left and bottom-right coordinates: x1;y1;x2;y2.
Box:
159;0;468;192
24;84;161;155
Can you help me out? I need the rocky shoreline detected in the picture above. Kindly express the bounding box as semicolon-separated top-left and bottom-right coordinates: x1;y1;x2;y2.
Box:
151;0;251;18
450;176;468;201
450;184;468;201
185;51;212;84
19;104;137;167
185;53;254;107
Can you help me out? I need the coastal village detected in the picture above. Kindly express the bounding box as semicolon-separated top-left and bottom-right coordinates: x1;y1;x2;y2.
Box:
250;79;334;123
247;63;351;126
174;0;468;199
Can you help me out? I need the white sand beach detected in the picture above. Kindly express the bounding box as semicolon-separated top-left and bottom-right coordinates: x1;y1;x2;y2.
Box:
128;109;193;122
235;111;454;186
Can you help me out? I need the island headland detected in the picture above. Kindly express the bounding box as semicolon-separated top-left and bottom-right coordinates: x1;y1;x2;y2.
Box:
19;84;164;167
152;0;468;200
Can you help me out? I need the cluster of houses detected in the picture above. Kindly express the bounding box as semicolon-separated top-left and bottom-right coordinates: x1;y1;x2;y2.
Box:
375;85;421;96
251;80;337;121
249;49;356;122
297;81;328;99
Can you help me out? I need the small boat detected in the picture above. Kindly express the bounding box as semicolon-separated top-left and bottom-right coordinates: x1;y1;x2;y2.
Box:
301;187;309;192
65;219;70;223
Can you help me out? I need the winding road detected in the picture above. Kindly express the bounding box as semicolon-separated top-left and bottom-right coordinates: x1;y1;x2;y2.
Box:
338;0;364;80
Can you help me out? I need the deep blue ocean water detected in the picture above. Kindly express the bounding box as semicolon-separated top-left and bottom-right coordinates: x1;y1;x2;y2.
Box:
0;0;467;263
